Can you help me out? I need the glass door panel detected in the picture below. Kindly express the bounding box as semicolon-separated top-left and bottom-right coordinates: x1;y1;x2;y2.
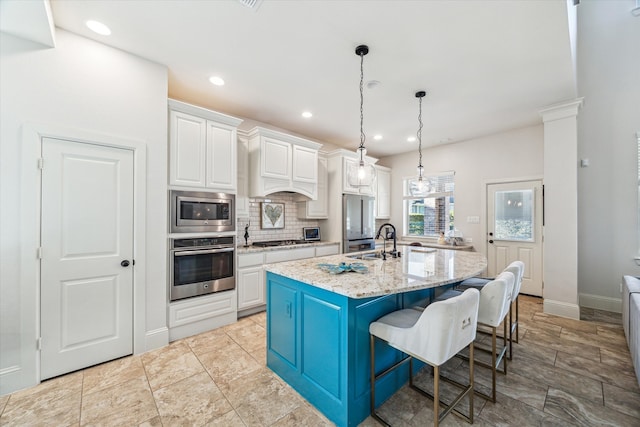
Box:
494;189;534;241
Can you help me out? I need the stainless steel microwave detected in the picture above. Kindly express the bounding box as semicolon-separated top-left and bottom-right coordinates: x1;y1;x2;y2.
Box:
170;190;235;233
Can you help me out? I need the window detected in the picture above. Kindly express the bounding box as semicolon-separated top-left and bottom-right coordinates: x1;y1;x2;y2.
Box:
403;172;455;238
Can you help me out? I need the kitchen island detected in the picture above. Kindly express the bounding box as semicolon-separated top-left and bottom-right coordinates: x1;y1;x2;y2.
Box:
264;247;486;427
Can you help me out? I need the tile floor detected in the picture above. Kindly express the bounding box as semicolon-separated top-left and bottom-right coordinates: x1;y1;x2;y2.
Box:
1;296;639;426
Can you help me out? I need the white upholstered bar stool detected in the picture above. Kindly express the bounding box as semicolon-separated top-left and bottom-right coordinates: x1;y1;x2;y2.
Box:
507;261;524;360
456;261;524;361
473;271;514;402
369;288;480;427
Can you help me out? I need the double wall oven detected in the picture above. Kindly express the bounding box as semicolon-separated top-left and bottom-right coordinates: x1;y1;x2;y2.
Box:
169;190;236;301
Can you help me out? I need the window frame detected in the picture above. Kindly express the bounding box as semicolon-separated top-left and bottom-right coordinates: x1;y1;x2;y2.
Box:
402;171;455;240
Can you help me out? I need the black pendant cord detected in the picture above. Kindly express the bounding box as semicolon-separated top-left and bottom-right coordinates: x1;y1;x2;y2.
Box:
359;50;365;152
415;90;427;175
417;95;423;169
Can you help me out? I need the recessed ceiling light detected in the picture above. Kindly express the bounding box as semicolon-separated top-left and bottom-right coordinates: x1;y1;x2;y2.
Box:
209;76;225;86
86;20;111;36
302;111;313;118
407;136;416;142
373;134;383;140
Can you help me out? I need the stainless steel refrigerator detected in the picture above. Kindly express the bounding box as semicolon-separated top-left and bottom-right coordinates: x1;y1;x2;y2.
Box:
343;194;376;253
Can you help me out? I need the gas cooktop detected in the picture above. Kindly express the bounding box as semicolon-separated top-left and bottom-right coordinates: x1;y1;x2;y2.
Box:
251;240;309;247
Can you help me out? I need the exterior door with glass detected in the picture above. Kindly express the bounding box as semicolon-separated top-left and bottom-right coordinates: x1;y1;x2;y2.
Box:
487;180;543;296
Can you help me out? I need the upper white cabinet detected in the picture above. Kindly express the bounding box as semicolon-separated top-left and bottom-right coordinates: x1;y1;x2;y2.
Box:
297;154;328;219
248;127;322;199
169;99;242;191
236;132;250;218
327;149;378;197
374;165;391;219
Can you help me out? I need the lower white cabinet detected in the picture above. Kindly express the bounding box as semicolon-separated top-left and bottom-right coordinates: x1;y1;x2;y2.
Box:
237;267;264;311
237;244;340;316
168;290;237;341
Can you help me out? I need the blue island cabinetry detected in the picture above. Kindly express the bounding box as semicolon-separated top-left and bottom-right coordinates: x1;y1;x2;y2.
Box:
266;271;431;427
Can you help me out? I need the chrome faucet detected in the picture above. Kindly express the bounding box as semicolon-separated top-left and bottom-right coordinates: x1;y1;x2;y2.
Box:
375;223;400;259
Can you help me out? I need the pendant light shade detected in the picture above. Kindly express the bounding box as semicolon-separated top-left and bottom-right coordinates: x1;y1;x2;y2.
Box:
347;45;376;189
409;90;432;197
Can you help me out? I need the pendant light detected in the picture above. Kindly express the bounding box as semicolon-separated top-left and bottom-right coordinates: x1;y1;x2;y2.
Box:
410;90;431;196
347;44;376;188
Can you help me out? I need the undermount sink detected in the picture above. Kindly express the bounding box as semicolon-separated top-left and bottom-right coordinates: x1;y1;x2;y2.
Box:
346;252;385;261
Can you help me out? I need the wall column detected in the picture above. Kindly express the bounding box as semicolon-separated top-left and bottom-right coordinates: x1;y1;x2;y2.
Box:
539;98;583;319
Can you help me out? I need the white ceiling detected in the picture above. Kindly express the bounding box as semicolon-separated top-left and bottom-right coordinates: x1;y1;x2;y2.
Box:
8;0;578;158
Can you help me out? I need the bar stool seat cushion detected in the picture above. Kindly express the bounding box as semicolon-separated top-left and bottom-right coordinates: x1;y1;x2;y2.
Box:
370;288;480;366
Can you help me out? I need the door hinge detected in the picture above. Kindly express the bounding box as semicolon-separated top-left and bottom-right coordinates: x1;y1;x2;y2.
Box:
38;158;44;170
37;337;42;351
37;247;43;259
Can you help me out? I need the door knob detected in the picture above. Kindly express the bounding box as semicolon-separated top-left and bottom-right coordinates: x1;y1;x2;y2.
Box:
489;232;494;236
489;240;494;244
121;260;130;267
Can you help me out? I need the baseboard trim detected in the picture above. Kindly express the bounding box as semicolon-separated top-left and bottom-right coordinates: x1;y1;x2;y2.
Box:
543;299;581;320
144;327;169;352
579;293;622;314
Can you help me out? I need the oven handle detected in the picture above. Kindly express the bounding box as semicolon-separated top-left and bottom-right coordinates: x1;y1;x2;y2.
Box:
173;247;235;256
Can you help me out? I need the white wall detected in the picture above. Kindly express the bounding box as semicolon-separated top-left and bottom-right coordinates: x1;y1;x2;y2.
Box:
577;0;640;310
0;29;168;394
381;125;544;254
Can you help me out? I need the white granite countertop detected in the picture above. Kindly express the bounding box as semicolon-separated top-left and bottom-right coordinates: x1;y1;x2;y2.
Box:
237;240;340;255
264;246;487;299
376;239;474;251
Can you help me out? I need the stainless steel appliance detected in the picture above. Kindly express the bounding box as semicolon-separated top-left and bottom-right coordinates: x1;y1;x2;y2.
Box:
303;227;321;241
170;190;234;233
343;194;375;253
169;236;235;301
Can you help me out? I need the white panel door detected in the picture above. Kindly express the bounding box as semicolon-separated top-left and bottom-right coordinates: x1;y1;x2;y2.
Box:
261;138;290;180
206;121;236;191
487;180;543;296
40;138;134;380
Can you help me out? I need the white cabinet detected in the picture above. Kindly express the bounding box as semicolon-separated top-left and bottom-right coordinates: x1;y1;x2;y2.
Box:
297;155;328;219
237;252;265;312
374;165;391;219
168;291;237;341
341;156;376;196
169;99;242;191
237;244;339;315
248;127;322;199
236;132;250;218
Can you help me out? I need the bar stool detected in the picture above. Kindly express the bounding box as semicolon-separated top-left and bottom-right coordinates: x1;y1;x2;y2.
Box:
456;261;524;360
369;288;480;427
431;271;514;402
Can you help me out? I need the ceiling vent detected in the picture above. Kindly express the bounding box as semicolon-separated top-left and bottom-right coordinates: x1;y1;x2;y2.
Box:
237;0;263;11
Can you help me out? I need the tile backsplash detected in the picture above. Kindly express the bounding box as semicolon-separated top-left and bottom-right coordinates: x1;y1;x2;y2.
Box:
237;192;319;245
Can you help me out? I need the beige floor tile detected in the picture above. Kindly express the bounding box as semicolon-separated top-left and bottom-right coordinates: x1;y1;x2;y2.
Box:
600;346;635;370
270;401;334;426
0;372;83;427
0;390;81;427
153;371;233;425
82;355;146;396
141;340;206;391
234;380;303;426
250;311;267;328
560;327;629;354
198;340;262;385
205;409;246;426
532;311;597;334
218;366;283;407
80;377;158;426
184;327;236;357
477;391;571;427
226;321;266;354
138;415;163;427
0;393;9;415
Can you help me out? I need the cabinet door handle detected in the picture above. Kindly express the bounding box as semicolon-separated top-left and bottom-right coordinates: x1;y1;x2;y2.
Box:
286;301;292;318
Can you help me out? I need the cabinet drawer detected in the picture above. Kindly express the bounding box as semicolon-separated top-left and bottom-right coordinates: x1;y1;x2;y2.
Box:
169;291;236;328
265;247;315;264
316;244;340;257
238;252;264;268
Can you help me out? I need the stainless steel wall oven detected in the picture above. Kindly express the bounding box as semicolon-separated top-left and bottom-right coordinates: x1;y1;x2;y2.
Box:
169;236;235;301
